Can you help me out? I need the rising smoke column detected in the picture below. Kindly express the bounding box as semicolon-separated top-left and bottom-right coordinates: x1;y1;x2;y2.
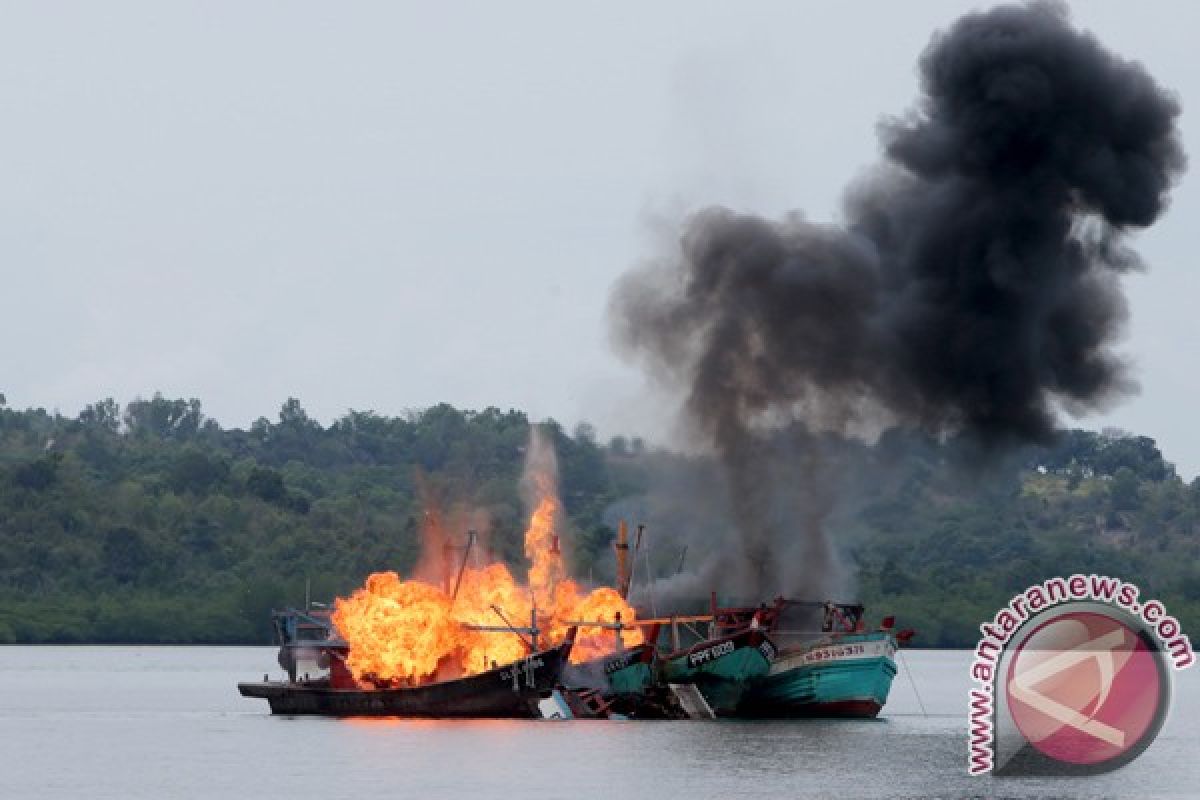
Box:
611;3;1185;597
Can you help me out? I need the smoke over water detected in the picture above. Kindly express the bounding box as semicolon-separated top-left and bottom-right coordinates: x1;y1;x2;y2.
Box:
611;3;1185;600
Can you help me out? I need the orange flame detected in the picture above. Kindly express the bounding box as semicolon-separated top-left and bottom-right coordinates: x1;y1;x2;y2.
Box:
332;432;642;686
525;483;565;611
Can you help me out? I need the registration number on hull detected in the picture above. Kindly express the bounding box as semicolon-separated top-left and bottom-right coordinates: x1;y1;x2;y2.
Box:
688;640;735;667
498;656;544;682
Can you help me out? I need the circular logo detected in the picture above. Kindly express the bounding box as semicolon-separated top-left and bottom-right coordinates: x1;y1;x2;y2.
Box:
1005;607;1170;772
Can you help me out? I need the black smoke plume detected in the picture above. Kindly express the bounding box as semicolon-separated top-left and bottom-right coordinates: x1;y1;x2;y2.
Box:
611;3;1185;599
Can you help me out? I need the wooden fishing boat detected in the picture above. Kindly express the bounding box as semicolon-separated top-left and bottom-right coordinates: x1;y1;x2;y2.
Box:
238;639;573;718
659;626;777;715
553;636;692;719
736;631;898;718
727;600;912;718
239;606;575;718
562;640;657;694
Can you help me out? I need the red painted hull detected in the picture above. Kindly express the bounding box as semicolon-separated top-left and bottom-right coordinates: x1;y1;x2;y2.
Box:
789;699;883;718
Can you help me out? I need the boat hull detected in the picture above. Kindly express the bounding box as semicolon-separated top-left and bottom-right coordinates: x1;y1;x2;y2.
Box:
738;632;897;718
562;643;657;695
239;642;570;718
555;643;686;718
661;628;776;716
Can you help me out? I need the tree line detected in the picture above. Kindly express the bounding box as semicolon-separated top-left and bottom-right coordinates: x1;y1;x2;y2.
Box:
0;393;1196;646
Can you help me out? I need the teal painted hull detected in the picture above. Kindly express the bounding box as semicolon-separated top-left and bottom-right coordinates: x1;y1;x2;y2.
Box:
739;633;897;718
561;644;657;696
661;629;776;716
609;662;654;694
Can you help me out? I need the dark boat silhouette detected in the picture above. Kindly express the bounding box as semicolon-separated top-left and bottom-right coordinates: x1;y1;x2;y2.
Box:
239;606;575;718
239;638;573;718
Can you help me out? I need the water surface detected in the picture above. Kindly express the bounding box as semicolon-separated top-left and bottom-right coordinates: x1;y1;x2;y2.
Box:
1;647;1195;798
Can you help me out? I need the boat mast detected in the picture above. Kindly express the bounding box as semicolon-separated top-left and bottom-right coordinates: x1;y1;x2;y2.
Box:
614;520;631;598
449;530;477;606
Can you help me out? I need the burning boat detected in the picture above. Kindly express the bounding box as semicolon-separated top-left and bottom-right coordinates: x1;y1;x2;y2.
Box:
240;427;643;719
238;606;575;717
237;544;634;718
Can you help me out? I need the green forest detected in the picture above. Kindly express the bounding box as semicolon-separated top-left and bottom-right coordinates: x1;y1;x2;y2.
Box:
1;393;1197;647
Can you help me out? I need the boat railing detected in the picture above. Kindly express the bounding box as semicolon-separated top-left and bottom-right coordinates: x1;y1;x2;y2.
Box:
461;605;545;650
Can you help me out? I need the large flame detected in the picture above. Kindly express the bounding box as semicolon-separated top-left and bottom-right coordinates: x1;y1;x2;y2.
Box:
332;430;642;687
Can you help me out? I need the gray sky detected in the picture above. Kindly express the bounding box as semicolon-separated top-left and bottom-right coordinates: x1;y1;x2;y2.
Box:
2;2;1198;473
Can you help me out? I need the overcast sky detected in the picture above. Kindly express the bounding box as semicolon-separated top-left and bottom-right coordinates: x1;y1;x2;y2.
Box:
2;2;1198;473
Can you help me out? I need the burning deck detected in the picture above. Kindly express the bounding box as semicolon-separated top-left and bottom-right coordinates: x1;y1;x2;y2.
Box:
239;639;573;718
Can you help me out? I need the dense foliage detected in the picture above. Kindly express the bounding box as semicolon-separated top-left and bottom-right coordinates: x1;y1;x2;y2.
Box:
849;429;1200;646
0;395;613;644
0;393;1196;646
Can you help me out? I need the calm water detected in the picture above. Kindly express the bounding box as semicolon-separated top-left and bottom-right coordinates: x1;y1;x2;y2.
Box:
0;647;1196;799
